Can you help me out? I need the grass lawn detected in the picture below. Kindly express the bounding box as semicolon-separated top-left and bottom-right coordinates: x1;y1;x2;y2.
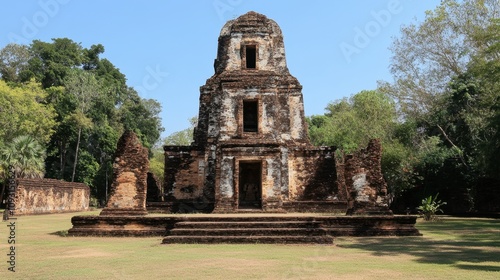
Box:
0;211;499;280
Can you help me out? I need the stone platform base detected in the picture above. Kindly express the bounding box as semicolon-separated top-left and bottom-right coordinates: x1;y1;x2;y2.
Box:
68;214;421;243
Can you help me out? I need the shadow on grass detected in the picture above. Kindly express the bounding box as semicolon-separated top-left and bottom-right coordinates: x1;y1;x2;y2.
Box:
50;230;69;237
338;218;500;272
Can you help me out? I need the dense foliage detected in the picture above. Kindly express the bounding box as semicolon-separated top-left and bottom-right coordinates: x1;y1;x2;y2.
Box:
309;0;499;213
0;38;163;203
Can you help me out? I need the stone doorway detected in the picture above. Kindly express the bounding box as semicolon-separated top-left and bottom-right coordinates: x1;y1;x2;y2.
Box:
238;162;262;209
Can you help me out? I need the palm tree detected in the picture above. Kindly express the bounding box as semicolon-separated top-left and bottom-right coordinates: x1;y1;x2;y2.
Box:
1;135;45;178
0;135;46;205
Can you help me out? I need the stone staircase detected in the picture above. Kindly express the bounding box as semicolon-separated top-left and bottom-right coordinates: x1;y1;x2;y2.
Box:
162;216;334;244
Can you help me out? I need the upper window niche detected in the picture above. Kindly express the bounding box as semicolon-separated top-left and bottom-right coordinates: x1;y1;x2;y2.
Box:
243;100;258;132
245;45;257;69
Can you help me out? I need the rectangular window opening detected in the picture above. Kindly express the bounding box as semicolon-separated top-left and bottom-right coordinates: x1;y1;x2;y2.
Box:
243;101;258;132
246;45;256;69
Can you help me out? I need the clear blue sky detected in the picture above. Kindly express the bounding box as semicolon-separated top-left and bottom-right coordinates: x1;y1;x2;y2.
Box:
2;0;441;139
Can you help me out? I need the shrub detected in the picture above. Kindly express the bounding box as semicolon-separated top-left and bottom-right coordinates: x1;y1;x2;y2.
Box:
418;193;447;221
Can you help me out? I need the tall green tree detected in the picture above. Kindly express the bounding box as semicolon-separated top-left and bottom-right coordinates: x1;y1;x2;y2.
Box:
0;43;31;82
307;90;418;197
380;0;499;119
0;79;57;145
64;69;100;182
25;38;85;88
381;1;500;212
308;90;396;152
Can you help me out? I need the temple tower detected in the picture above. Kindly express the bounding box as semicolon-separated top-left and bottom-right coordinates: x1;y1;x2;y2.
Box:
193;11;310;147
164;12;343;213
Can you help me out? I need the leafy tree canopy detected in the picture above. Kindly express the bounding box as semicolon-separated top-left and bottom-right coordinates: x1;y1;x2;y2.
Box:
0;79;57;144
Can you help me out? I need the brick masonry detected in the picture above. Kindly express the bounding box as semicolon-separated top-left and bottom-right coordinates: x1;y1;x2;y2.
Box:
13;178;89;215
100;131;149;216
163;12;390;215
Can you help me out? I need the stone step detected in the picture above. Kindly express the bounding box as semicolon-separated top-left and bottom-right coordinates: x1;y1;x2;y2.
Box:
162;235;334;244
168;228;327;236
173;221;322;229
173;216;321;222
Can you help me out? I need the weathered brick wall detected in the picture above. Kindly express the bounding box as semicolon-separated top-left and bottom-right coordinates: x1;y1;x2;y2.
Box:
164;146;212;212
288;147;340;201
343;139;391;215
14;178;89;215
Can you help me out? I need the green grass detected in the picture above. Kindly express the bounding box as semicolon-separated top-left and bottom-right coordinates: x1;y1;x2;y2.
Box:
0;211;499;279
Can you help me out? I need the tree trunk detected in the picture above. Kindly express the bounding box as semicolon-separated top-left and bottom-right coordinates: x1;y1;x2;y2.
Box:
59;140;65;179
0;167;16;208
0;182;6;208
71;127;82;182
436;124;468;167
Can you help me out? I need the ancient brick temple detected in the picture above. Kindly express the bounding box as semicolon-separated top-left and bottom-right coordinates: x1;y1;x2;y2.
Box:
164;12;390;214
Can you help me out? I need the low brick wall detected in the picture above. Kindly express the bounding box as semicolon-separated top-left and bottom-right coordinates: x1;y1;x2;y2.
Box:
14;178;90;215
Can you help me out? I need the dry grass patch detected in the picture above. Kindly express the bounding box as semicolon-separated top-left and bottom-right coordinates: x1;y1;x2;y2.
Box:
0;211;499;279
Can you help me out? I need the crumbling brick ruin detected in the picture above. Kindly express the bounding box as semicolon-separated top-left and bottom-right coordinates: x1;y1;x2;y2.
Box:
344;139;392;215
69;11;419;239
101;131;149;216
12;178;89;215
163;11;391;214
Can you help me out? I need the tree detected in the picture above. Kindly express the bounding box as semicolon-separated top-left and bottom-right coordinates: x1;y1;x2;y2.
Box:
380;0;499;119
468;18;500;179
0;79;57;145
118;88;163;150
0;135;46;179
307;90;413;197
378;1;500;212
25;38;85;88
64;69;100;182
0;38;164;201
0;135;46;204
163;116;197;146
0;43;31;82
308;90;396;152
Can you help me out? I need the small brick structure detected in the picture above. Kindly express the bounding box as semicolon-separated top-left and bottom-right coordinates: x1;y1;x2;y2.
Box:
100;131;149;216
344;139;392;215
12;178;89;215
